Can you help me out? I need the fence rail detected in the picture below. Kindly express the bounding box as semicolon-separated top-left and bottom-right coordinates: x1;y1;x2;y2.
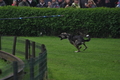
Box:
0;36;47;80
0;50;24;80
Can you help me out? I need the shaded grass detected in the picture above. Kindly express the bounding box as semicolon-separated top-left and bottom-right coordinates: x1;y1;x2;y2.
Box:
0;59;12;79
23;36;120;80
0;59;8;69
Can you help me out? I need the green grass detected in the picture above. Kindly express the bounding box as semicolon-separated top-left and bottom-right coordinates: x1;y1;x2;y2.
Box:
1;36;120;80
0;59;12;79
0;59;8;69
22;36;120;80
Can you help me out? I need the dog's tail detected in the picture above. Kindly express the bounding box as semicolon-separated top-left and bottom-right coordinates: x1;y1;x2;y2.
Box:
84;35;91;42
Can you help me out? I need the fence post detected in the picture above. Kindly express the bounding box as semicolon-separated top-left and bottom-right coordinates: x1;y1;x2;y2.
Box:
28;40;31;59
44;52;48;80
41;44;46;53
13;61;18;80
25;39;29;60
30;58;34;80
12;36;17;55
39;44;47;80
39;53;43;80
0;35;1;50
32;41;35;58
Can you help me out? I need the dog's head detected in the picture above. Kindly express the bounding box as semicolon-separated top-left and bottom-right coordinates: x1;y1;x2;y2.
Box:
58;32;70;40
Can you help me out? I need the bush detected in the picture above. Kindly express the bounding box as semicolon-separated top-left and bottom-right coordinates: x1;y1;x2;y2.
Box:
0;6;120;38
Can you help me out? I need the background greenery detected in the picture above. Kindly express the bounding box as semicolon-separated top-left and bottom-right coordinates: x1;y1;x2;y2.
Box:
0;6;120;38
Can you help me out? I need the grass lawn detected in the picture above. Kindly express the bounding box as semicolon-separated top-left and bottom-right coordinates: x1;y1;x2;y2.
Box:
0;59;12;79
0;59;8;69
22;36;120;80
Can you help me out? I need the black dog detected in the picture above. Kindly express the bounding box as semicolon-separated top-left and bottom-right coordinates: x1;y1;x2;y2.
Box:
59;32;91;52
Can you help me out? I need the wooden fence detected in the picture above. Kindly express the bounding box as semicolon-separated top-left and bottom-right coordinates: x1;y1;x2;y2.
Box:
0;36;47;80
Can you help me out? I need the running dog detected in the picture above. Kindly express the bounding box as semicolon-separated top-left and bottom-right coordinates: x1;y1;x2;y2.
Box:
58;32;91;52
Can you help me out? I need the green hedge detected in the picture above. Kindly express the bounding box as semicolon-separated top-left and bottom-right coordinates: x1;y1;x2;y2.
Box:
0;6;120;38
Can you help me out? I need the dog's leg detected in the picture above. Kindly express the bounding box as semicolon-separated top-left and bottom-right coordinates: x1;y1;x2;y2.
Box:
83;43;87;51
70;41;80;52
75;45;80;52
75;40;82;52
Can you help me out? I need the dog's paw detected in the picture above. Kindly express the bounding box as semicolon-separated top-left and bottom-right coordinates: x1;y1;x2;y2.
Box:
83;48;87;51
75;51;80;52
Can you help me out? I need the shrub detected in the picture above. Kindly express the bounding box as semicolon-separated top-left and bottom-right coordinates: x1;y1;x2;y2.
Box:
0;6;120;38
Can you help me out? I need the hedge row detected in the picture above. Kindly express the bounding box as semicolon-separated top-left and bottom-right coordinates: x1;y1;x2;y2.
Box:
0;6;120;38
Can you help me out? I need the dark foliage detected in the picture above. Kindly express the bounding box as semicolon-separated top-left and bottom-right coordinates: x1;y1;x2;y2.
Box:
0;6;120;38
